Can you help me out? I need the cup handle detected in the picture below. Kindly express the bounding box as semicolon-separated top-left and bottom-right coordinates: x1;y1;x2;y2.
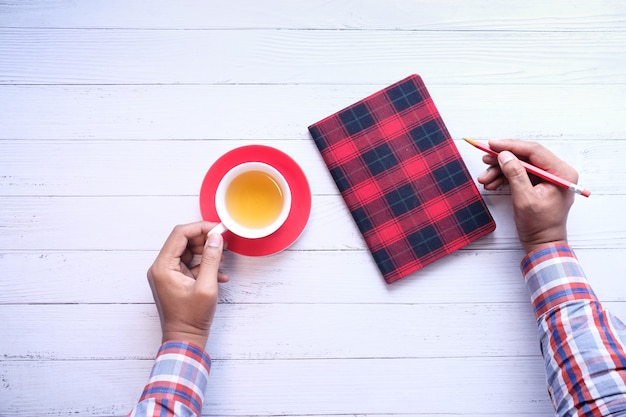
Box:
208;222;228;235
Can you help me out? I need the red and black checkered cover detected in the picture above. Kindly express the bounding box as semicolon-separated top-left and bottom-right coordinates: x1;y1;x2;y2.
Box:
308;74;496;284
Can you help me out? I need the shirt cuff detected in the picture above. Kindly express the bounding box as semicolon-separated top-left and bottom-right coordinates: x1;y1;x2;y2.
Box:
520;243;597;319
138;341;211;416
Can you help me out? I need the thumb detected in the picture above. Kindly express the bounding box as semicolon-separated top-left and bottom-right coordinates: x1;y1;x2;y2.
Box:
195;232;224;293
498;151;535;200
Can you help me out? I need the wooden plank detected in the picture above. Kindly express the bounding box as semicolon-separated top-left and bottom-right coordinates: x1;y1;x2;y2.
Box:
0;249;624;305
0;357;555;416
1;85;624;141
0;303;542;360
0;195;622;251
0;29;625;85
1;0;624;31
0;139;614;196
3;302;626;361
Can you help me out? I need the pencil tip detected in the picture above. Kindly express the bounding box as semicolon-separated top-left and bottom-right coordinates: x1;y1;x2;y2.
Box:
463;137;475;145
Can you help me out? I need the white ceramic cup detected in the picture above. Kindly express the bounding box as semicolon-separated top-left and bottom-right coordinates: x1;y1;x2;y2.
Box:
210;162;291;239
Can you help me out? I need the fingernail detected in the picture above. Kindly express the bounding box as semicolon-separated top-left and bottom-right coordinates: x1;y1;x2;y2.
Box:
498;151;515;165
206;233;222;248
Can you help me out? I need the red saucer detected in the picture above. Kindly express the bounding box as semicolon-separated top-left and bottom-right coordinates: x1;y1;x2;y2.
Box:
199;145;312;256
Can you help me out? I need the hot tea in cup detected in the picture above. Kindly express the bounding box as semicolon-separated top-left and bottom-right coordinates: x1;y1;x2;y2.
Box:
212;162;291;239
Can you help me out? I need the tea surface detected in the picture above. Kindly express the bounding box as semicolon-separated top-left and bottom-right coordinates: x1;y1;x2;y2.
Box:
225;170;284;229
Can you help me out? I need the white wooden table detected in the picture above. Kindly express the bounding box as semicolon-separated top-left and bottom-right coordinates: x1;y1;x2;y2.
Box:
1;2;625;416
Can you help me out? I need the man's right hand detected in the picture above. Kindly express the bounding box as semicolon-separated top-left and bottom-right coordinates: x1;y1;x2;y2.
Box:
477;139;578;254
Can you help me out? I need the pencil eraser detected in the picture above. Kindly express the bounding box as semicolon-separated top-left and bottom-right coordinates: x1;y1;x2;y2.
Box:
582;189;591;197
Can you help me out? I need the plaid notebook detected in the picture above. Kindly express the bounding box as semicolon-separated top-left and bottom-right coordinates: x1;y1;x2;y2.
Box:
308;74;496;284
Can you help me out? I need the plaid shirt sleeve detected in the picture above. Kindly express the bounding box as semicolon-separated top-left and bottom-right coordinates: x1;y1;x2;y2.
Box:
127;341;211;417
521;243;626;416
